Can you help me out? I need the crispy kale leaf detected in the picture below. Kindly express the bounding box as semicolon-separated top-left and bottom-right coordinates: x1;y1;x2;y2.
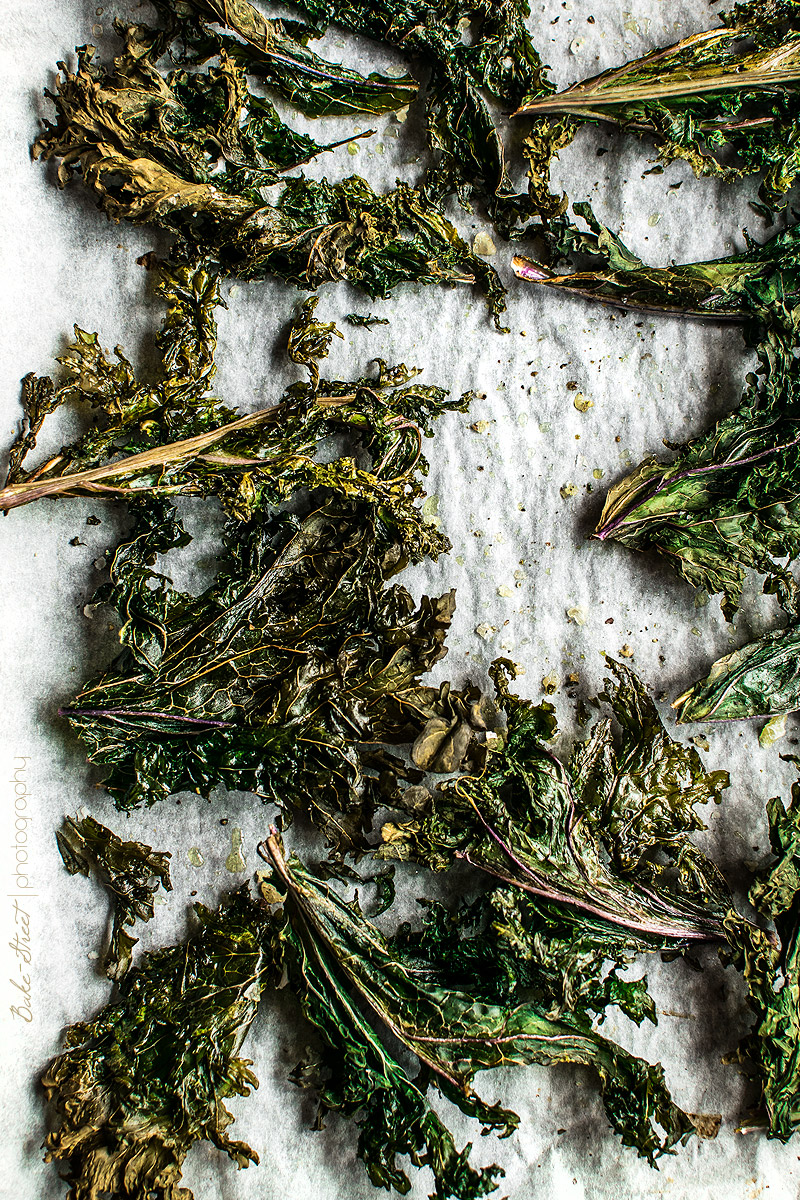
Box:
513;205;800;321
402;888;661;1030
280;0;553;229
155;0;418;117
1;263;237;513
673;622;800;722
56;813;172;979
724;761;800;1139
261;833;696;1174
61;496;476;856
382;659;733;946
514;3;800;206
33;21;507;326
1;269;465;523
42;886;274;1200
596;303;800;622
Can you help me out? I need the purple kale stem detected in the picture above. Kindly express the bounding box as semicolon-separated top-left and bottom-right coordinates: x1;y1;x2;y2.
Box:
462;799;723;942
59;705;232;728
596;432;800;542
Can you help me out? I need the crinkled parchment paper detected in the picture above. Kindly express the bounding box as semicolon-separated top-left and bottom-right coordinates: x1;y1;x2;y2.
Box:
2;2;800;1198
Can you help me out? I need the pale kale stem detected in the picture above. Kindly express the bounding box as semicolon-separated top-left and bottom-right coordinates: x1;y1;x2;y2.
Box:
0;406;282;512
516;62;800;116
511;257;750;321
0;392;371;513
258;833;465;1090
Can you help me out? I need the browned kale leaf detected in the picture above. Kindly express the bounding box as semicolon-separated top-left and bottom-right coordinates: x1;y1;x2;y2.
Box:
33;16;508;325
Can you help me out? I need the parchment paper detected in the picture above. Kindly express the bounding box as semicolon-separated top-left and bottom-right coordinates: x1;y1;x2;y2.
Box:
3;2;800;1198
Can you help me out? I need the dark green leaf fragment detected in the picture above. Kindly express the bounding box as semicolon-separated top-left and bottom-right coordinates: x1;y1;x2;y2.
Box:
43;886;274;1200
262;834;696;1170
56;813;172;979
345;313;390;328
724;762;800;1139
674;622;800;722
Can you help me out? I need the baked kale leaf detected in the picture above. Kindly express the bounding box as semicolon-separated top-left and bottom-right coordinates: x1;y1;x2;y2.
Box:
278;0;554;232
56;813;172;979
381;659;734;946
513;205;800;321
1;266;464;527
673;622;800;722
514;2;800;207
33;17;507;325
260;831;697;1178
43;885;274;1200
595;302;800;624
61;495;475;855
724;759;800;1139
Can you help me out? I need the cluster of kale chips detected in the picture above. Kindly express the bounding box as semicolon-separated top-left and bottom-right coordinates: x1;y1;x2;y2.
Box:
6;263;493;853
31;0;554;327
47;641;766;1200
43;884;274;1200
27;262;766;1192
505;4;800;1149
23;3;800;1197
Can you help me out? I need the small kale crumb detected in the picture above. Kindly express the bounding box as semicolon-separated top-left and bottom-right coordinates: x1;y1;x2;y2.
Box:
345;313;390;328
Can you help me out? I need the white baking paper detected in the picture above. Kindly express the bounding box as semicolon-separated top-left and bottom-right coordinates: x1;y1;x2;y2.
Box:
2;2;800;1198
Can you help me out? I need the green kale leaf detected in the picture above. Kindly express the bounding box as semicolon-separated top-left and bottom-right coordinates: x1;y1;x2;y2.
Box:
381;659;734;947
724;761;800;1139
513;205;800;320
595;303;800;622
42;886;274;1200
260;832;697;1174
0;269;462;527
56;813;172;979
673;622;800;722
61;496;478;857
514;5;800;206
